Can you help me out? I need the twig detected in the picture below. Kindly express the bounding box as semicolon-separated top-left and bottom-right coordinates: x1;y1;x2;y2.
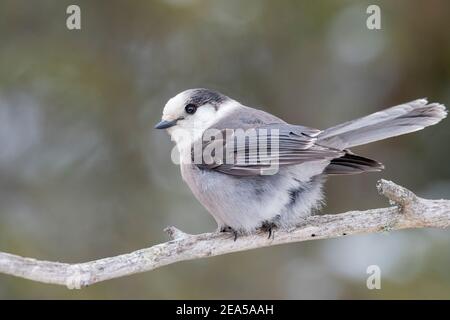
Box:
0;179;449;289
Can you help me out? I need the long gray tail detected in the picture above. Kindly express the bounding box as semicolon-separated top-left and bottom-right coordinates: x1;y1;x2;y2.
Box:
318;99;447;150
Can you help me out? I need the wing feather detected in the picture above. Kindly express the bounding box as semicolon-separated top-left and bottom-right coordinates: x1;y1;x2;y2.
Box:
194;123;342;176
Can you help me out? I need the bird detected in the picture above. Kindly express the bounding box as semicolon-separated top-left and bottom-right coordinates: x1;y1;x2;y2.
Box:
155;88;447;238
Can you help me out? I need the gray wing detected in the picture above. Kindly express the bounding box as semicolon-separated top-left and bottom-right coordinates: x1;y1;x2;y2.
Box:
194;122;343;176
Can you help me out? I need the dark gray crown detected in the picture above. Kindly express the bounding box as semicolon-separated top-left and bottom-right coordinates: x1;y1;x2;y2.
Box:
186;88;229;108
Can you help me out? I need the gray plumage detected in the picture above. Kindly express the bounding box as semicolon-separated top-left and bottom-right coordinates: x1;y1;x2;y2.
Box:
157;89;447;234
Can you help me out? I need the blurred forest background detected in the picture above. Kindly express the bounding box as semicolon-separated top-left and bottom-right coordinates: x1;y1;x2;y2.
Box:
0;0;449;299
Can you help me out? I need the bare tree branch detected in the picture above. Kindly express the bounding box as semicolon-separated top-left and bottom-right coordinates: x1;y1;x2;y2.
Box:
0;179;449;289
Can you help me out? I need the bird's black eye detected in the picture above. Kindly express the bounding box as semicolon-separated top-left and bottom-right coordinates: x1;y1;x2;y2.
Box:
185;103;197;114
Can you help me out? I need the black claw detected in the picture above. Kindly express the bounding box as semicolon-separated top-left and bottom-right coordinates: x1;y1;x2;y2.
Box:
267;227;273;239
220;226;238;241
261;221;277;240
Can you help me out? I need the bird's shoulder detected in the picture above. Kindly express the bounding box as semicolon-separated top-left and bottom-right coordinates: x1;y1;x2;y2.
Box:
211;105;286;131
209;104;323;139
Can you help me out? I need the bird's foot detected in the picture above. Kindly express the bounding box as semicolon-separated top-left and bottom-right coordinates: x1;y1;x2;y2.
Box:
219;226;239;241
260;221;277;239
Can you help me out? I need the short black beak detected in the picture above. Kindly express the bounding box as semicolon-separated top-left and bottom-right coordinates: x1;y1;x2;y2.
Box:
154;119;177;129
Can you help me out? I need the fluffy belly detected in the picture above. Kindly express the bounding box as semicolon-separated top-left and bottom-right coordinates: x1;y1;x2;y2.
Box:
180;161;328;233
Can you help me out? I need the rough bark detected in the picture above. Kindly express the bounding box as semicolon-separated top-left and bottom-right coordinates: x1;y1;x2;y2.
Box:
0;179;448;289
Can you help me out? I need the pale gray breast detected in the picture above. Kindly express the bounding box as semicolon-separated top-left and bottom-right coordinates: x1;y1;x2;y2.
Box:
181;160;288;230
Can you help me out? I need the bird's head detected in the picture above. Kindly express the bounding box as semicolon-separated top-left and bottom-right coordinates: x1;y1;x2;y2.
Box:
155;88;236;145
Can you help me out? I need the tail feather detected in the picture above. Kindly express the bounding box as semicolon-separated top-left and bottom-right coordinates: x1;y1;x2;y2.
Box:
318;99;447;149
325;152;384;175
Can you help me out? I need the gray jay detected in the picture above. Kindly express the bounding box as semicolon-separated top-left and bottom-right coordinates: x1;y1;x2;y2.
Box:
155;88;447;237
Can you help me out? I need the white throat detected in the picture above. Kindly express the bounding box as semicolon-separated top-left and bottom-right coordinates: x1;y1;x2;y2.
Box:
168;100;239;155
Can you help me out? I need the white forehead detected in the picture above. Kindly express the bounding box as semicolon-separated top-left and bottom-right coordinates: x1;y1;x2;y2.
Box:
163;90;190;117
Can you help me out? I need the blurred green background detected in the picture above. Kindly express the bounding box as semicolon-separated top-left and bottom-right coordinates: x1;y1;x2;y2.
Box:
0;0;449;299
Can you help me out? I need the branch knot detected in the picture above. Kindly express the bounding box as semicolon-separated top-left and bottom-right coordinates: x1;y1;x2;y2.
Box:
164;226;190;240
377;179;419;215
